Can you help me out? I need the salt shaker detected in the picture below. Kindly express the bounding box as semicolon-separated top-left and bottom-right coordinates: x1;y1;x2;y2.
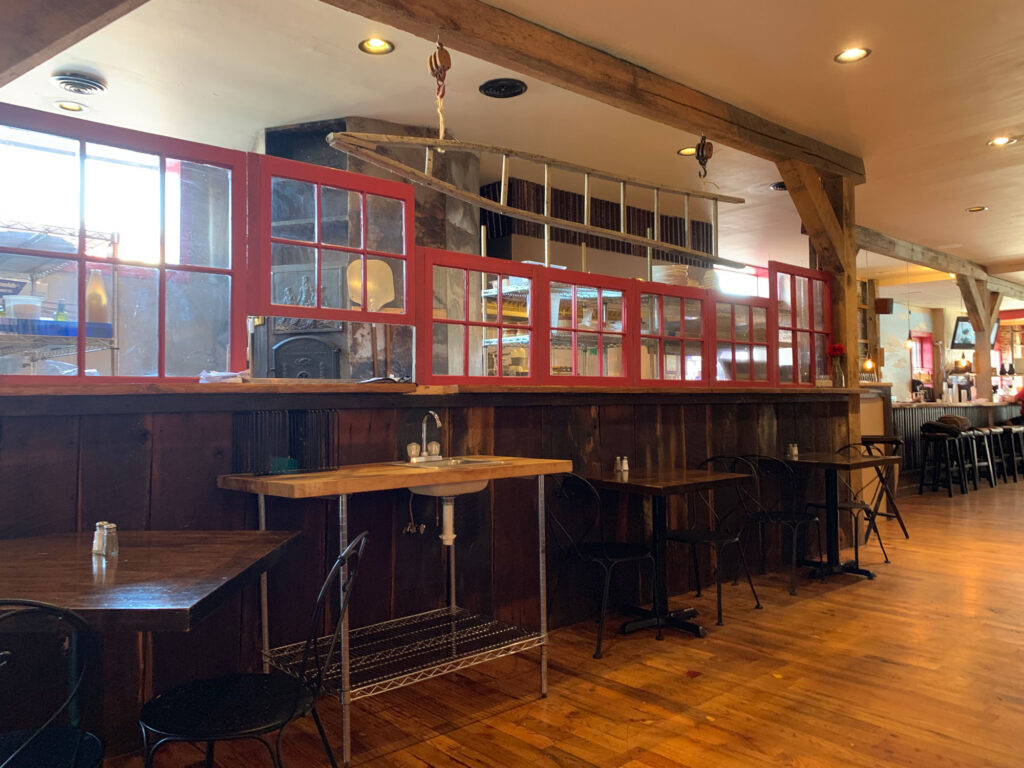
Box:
92;521;108;555
786;443;799;460
102;522;119;557
621;456;630;473
614;456;623;472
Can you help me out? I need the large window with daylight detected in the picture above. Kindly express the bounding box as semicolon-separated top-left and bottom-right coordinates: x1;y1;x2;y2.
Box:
0;122;242;378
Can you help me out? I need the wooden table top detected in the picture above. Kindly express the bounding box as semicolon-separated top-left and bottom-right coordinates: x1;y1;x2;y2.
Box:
583;468;750;495
218;455;573;499
785;452;902;471
0;530;298;632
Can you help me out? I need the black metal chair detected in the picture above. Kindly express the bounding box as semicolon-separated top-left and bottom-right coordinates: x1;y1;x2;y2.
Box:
139;531;369;768
666;456;761;626
548;473;661;659
808;444;889;569
743;454;823;596
0;599;103;768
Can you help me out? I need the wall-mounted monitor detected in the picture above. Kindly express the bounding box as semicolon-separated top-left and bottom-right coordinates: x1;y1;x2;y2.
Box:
950;316;999;349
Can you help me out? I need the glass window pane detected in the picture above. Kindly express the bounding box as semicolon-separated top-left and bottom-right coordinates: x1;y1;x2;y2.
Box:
601;289;622;332
551;282;573;328
735;344;751;380
576;286;598;330
271;178;315;242
778;329;793;383
502;328;529;376
603;334;624;377
640;294;659;335
356;255;403;313
550;329;573;374
165;270;230;376
432;266;465;321
482;272;499;323
665;339;683;380
640;337;660;379
664;296;681;338
322;250;360;310
166;160;231;268
813;280;826;331
0;256;79;376
433;322;463;376
753;345;768;381
684;340;703;381
716;302;732;340
469;325;499;377
735;305;750;342
777;273;791;327
502;277;530;326
716;342;733;381
321;187;361;248
110;264;157;377
366;194;405;254
85;143;160;263
797;331;812;383
683;298;701;338
815;334;827;382
271;243;316;306
795;276;809;329
752;306;767;343
577;331;600;376
468;271;487;322
0;128;80;252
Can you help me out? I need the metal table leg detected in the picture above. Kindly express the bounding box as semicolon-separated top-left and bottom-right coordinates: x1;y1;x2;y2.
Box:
258;493;269;673
537;475;548;698
338;493;351;768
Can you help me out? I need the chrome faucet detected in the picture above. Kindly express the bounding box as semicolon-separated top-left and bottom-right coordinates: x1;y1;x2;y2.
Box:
418;410;442;461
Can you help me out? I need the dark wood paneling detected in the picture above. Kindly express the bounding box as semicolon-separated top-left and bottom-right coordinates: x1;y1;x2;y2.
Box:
80;413;152;531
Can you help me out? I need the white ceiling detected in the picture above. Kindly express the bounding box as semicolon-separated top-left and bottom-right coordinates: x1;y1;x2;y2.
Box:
3;0;1024;311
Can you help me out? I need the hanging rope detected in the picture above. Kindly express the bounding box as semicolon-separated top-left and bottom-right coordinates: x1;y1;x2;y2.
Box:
428;40;452;146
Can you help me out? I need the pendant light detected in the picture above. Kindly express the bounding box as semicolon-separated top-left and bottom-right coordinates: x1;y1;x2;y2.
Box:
904;262;914;350
861;250;875;374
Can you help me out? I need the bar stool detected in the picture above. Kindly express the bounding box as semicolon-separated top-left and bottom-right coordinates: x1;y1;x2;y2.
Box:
966;428;998;488
958;429;982;491
977;427;1008;484
1004;425;1024;480
918;425;967;496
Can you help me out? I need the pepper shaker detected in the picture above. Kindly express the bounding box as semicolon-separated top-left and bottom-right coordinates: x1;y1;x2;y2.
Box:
614;456;623;472
102;522;119;557
92;521;108;555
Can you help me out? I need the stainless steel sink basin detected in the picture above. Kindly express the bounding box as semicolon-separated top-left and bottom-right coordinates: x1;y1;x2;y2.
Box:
386;457;506;470
387;457;505;496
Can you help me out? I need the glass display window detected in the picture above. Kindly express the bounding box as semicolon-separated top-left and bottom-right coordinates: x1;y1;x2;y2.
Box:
711;295;771;385
639;286;707;384
547;271;629;381
770;261;831;386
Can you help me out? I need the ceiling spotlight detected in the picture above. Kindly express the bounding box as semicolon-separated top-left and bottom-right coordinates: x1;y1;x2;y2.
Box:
987;136;1018;147
966;206;989;213
677;147;696;156
54;100;88;113
479;78;527;98
769;181;788;192
358;37;394;54
834;47;871;64
51;71;107;96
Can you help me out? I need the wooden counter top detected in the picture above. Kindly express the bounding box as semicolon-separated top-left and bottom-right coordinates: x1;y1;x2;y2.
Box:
218;455;572;498
891;401;1012;408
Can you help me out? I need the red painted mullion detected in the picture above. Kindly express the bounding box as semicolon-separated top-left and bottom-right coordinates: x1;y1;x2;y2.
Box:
75;138;87;378
157;156;167;378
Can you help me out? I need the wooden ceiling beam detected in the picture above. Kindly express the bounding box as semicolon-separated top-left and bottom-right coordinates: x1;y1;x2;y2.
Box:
0;1;149;87
777;159;845;272
856;225;1024;301
319;0;866;182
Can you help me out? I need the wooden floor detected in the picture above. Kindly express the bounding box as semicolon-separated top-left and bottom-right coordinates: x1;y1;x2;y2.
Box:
111;482;1024;768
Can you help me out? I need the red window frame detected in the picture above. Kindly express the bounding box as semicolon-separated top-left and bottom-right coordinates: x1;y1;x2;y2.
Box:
710;293;773;386
770;261;832;387
0;102;248;384
637;283;709;386
539;268;631;385
248;154;416;326
417;247;538;383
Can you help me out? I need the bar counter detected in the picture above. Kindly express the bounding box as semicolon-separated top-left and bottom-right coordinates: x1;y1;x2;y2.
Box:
892;401;1017;473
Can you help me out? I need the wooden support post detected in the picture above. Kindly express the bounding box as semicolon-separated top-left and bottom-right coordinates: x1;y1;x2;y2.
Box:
930;307;946;396
956;275;1003;402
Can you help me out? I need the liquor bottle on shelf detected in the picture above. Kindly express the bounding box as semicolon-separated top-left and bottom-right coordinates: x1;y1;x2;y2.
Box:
85;270;110;323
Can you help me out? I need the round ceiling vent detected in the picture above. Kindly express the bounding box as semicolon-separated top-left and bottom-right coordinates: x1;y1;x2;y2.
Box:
768;181;788;192
479;78;527;99
51;72;107;96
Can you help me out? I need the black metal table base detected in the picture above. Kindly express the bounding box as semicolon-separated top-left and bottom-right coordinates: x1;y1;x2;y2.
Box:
618;605;706;638
801;558;876;580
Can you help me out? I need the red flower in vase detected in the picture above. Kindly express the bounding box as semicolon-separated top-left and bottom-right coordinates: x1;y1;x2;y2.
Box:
827;343;846;358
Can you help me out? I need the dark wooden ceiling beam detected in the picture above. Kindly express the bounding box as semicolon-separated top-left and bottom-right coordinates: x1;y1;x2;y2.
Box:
319;0;866;182
777;159;845;272
0;1;149;87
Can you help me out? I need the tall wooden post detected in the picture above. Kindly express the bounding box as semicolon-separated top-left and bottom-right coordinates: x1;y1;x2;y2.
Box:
956;275;1002;402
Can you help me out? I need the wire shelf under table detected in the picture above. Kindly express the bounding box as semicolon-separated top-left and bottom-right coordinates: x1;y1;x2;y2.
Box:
264;606;543;700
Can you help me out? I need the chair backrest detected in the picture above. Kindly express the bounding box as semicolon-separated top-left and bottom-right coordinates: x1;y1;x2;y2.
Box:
298;531;369;698
696;455;758;537
546;473;604;561
835;443;882;503
0;599;97;768
741;454;797;517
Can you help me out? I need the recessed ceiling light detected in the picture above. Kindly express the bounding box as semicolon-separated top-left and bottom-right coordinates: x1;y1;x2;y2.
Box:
358;37;394;54
987;136;1018;147
479;78;527;98
834;47;871;64
769;181;788;191
677;147;696;156
54;100;88;113
966;206;989;213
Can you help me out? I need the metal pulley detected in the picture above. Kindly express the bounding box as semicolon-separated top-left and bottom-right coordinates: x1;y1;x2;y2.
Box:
428;42;452;98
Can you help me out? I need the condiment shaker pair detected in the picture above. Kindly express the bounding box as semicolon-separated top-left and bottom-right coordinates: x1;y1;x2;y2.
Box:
92;521;119;557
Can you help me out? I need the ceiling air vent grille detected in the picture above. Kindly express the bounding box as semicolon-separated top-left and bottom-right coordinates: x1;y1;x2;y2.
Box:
51;72;107;96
